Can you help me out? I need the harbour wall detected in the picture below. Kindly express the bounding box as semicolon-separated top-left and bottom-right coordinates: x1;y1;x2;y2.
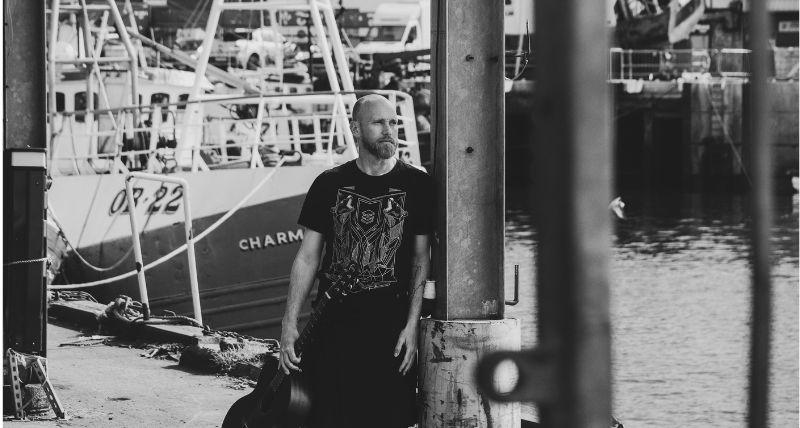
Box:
506;80;799;192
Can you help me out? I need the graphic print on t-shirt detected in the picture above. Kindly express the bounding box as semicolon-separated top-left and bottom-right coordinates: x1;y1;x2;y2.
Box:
329;186;408;290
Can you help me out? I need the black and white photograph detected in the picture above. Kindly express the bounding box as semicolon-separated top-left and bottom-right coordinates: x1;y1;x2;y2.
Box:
2;0;798;426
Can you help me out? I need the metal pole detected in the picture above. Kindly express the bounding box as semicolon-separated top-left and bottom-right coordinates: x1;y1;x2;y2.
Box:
320;2;355;92
106;0;139;111
78;0;95;127
533;0;613;425
4;0;48;356
127;173;203;324
309;0;341;92
477;1;613;426
47;0;60;159
179;182;203;325
746;0;773;425
124;177;151;320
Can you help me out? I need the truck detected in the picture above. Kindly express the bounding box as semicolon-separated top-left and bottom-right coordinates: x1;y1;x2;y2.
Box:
355;0;431;56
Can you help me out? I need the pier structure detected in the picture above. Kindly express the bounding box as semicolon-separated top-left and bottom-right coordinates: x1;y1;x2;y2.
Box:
4;0;49;356
419;0;521;427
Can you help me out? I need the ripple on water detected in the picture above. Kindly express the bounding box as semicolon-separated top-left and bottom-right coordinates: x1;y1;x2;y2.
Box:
505;192;798;427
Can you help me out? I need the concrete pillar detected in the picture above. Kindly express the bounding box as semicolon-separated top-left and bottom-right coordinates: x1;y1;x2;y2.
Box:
432;0;506;320
424;1;518;426
419;319;521;428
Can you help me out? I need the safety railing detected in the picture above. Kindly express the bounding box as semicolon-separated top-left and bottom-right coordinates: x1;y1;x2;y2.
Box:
124;172;202;324
609;48;751;81
48;90;422;176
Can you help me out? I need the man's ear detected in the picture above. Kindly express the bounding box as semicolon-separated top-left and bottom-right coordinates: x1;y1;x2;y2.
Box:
350;121;359;138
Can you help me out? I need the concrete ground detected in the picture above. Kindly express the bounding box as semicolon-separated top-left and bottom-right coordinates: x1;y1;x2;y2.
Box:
5;322;246;427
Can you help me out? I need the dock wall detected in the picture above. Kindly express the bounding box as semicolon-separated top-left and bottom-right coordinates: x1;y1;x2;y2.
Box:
505;80;798;192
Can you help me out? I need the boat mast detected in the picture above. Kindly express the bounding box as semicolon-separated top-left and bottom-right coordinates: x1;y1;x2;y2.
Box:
185;0;358;165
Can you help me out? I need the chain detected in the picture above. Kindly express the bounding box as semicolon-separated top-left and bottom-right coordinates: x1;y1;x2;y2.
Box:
4;256;51;267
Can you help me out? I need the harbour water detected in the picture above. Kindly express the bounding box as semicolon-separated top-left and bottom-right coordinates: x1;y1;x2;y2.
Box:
504;189;799;427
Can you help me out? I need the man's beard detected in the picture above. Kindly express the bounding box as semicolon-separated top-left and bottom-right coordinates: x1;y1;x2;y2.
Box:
363;138;396;159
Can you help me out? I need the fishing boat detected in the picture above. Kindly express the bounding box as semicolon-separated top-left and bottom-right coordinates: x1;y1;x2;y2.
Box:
46;0;423;339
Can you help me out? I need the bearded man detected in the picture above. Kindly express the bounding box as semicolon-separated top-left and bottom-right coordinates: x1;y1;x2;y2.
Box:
279;94;434;428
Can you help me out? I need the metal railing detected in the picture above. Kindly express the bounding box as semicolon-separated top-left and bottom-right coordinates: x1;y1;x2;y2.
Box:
609;48;751;81
125;172;202;324
48;90;422;176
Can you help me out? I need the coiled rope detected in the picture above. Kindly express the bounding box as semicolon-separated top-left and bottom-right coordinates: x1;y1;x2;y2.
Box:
49;157;287;290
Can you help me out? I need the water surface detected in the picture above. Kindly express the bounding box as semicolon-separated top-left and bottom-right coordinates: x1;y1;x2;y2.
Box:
504;192;799;427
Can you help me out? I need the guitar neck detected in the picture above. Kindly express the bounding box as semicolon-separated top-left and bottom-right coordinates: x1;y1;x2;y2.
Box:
268;294;331;392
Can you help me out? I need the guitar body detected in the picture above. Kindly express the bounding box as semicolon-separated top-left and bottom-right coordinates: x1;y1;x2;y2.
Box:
222;355;312;428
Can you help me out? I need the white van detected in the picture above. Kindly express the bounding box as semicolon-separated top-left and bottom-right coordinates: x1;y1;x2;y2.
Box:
355;0;431;56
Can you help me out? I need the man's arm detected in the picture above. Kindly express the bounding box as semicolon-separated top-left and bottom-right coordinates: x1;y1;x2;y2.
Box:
394;234;430;375
279;228;324;374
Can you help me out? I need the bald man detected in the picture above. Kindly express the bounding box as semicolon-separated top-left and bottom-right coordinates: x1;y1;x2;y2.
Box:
279;94;433;427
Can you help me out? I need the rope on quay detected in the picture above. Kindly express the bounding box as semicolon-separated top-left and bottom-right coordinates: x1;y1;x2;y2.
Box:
48;157;287;290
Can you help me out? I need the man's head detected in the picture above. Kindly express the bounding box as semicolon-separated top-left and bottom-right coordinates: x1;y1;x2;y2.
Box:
350;94;398;160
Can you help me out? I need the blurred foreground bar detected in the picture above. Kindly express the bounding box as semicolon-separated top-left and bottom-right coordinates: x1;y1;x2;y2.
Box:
746;0;774;427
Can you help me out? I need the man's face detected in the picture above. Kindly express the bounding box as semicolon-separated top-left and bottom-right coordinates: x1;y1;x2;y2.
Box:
353;99;399;160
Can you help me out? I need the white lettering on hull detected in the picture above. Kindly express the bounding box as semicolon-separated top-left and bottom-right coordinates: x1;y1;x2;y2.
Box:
239;229;304;251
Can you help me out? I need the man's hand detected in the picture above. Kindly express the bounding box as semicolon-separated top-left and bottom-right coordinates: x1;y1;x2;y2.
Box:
394;324;418;376
279;322;302;374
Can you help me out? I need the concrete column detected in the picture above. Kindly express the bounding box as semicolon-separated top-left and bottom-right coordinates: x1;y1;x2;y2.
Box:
419;319;521;428
423;1;519;426
432;0;505;321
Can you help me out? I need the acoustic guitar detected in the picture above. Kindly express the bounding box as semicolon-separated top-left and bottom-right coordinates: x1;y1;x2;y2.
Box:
222;269;363;428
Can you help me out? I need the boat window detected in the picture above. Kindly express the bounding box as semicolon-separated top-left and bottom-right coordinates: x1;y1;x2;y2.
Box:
74;92;99;123
177;94;189;110
151;93;170;106
55;92;65;112
406;26;417;44
151;93;170;121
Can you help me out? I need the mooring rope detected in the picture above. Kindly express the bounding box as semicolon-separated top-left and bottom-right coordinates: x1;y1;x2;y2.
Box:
48;157;287;289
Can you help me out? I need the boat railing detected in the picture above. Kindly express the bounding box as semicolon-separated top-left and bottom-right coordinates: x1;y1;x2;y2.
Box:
609;48;751;82
124;172;202;324
48;90;422;176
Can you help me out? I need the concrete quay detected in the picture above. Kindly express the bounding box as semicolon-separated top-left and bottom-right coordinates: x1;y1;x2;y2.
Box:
4;321;245;427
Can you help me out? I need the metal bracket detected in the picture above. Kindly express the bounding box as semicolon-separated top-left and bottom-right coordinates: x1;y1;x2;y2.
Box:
505;264;520;306
7;349;25;419
30;358;66;419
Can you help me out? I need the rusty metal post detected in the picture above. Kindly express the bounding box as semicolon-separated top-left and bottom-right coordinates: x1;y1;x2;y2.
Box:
746;0;773;426
476;0;613;426
4;0;48;356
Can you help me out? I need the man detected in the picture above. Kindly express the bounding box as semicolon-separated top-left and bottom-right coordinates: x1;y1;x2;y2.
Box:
279;94;433;428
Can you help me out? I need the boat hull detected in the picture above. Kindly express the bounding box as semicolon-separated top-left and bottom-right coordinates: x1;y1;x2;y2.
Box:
50;166;327;338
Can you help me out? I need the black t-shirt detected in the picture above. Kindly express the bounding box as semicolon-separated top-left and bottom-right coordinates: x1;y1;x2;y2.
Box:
298;159;434;301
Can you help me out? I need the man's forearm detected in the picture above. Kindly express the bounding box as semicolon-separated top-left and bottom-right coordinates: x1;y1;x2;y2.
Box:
405;257;429;327
282;254;319;326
